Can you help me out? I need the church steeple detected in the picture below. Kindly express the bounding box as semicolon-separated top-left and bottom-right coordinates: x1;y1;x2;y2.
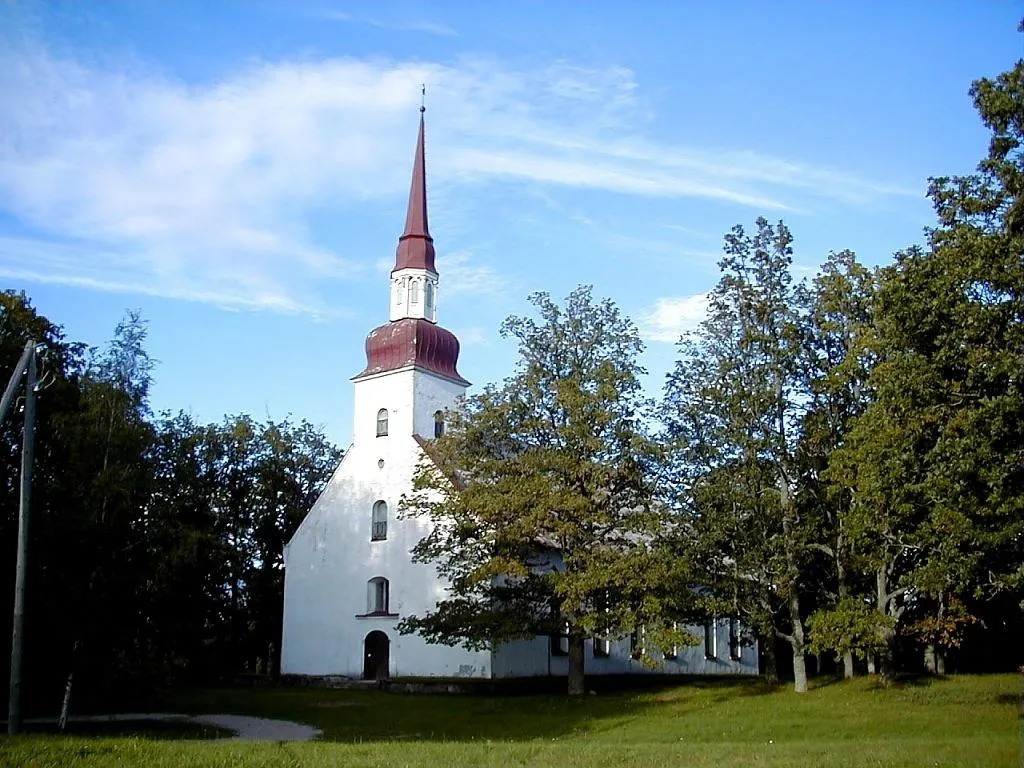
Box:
389;108;440;324
354;107;468;386
393;110;437;275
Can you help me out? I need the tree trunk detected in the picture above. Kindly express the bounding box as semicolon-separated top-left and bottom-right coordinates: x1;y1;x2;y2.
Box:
879;644;897;685
761;633;778;683
930;592;947;675
567;633;585;696
867;654;876;675
778;458;807;694
924;644;946;675
843;650;855;679
792;645;808;693
788;592;809;693
876;565;899;685
837;528;855;679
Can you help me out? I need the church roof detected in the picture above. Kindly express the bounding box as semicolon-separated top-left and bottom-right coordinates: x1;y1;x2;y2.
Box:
412;433;467;491
393;110;436;274
353;317;469;385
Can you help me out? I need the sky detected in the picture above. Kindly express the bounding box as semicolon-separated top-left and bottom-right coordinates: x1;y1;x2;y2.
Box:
0;1;1020;447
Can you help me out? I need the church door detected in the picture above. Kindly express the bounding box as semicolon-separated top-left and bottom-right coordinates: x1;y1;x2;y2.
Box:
363;631;390;680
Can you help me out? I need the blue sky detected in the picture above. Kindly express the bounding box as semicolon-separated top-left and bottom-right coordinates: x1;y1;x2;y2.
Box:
1;2;1020;446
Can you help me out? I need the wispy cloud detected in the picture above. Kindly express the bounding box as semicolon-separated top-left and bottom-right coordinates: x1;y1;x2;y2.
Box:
321;9;456;36
451;326;489;346
0;36;908;314
639;294;708;343
442;250;508;298
371;249;506;300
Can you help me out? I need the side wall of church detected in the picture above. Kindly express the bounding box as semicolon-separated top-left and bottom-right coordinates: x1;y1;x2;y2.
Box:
490;553;760;678
491;622;759;678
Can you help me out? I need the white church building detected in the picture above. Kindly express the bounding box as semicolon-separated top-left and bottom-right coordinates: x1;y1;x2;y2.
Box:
280;111;759;682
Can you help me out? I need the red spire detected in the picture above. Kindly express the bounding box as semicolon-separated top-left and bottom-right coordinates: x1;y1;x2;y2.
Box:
394;109;437;274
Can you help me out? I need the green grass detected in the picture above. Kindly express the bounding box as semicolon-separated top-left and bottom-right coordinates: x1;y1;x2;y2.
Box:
1;674;1020;767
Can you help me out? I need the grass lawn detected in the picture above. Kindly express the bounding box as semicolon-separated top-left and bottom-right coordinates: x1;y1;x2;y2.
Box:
1;673;1019;767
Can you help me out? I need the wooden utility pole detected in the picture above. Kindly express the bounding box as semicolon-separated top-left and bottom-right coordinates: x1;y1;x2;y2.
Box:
7;341;37;735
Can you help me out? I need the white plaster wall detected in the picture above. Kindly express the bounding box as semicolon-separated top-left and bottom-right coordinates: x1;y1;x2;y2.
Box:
282;368;489;679
353;369;418;445
412;371;466;437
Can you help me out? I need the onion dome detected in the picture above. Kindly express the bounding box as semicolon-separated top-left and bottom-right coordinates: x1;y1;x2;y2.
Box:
353;317;469;385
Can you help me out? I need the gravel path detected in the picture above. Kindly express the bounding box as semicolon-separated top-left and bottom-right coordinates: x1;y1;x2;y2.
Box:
24;713;322;742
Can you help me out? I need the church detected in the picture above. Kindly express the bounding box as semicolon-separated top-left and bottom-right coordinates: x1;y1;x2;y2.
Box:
280;110;759;681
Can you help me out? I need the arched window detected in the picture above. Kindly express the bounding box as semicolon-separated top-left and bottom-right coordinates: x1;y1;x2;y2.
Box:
410;280;420;305
371;501;387;541
704;618;717;659
367;577;390;614
550;602;569;656
631;624;645;660
376;408;388;437
395;278;405;305
424;281;434;311
433;410;444;438
728;616;741;660
664;621;679;661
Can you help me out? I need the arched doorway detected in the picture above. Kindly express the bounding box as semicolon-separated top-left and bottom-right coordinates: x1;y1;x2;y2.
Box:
363;631;390;680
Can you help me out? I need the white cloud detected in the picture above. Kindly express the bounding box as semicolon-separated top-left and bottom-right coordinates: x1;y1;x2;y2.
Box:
450;326;489;346
0;38;909;314
639;294;708;343
321;10;457;36
441;250;506;298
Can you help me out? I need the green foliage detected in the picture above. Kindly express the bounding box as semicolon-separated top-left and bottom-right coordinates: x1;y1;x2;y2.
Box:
663;218;815;690
806;599;895;658
0;292;341;711
826;49;1024;678
399;286;696;691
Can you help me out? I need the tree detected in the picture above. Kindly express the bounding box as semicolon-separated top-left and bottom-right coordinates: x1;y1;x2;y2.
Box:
664;218;814;692
833;49;1024;678
46;311;157;703
0;292;87;713
797;251;879;678
399;286;694;695
141;412;341;684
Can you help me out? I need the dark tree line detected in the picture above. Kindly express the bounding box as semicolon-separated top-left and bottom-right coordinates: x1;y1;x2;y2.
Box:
0;294;340;715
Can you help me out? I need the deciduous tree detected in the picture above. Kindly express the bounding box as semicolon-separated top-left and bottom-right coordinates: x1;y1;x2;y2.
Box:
400;286;693;695
664;218;814;692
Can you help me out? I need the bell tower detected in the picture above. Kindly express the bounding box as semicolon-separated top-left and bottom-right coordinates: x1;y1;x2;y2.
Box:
351;106;469;444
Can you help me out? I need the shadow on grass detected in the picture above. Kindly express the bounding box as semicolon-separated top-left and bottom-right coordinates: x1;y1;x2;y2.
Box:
20;720;232;741
859;673;943;692
993;692;1022;709
147;675;775;743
